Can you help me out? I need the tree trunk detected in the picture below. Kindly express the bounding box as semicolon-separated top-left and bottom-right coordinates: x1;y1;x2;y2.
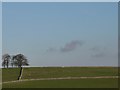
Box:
7;61;9;68
7;64;8;68
18;67;23;80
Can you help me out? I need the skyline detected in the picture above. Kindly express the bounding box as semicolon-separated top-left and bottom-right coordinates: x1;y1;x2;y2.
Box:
2;2;118;67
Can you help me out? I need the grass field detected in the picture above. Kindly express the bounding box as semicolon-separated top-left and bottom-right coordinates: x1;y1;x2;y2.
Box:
3;78;118;88
2;67;118;88
2;68;21;82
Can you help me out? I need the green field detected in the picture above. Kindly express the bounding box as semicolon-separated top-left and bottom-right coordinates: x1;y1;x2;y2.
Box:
2;68;21;82
3;78;118;88
2;67;118;88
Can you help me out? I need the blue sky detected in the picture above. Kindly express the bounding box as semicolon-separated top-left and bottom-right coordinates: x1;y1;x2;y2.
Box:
2;2;118;66
1;0;119;2
0;2;2;67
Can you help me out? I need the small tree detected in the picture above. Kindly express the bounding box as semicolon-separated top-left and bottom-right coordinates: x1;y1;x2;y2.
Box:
2;54;11;68
12;54;29;68
12;54;29;80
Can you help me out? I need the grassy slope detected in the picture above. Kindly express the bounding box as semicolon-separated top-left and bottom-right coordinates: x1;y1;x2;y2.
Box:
21;67;118;79
2;67;118;81
2;67;118;88
2;68;20;82
3;78;118;88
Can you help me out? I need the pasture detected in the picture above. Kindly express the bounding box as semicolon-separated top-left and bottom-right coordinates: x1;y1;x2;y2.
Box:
2;67;118;88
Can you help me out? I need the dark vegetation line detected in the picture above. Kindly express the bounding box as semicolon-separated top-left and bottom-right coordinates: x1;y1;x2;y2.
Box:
2;53;29;68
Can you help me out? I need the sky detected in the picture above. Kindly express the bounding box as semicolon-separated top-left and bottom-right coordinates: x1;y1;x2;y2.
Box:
2;2;118;67
0;2;2;68
0;1;2;87
1;0;120;2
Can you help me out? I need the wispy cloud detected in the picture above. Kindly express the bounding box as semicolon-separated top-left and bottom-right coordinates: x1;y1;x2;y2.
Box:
46;47;57;52
60;40;84;53
46;40;84;53
91;52;106;58
90;46;101;52
90;46;107;58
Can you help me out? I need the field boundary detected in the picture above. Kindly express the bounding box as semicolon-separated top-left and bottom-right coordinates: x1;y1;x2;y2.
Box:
2;76;118;84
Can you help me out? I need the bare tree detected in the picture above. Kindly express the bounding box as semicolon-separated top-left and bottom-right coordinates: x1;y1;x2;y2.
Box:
2;54;11;68
12;54;29;68
12;54;29;80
